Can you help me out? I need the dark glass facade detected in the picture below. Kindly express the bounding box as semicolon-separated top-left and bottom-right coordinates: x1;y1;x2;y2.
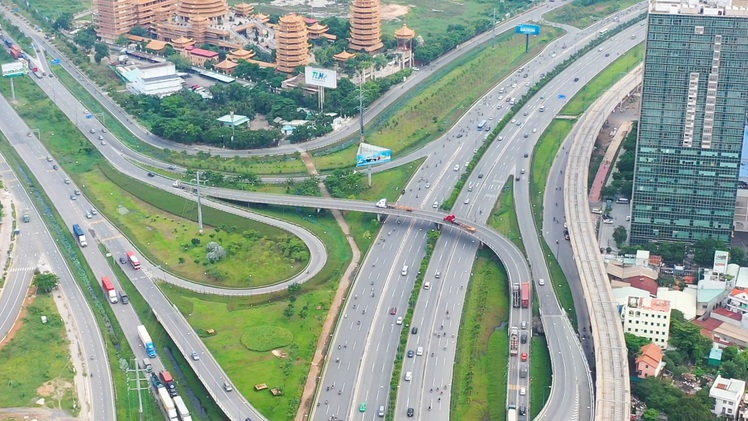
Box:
630;9;748;244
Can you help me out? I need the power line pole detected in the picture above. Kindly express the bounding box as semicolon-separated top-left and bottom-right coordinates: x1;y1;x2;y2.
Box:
127;359;150;421
359;71;365;143
196;171;204;234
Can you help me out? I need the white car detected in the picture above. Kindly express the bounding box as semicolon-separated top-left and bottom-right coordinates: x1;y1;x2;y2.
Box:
433;201;439;208
532;128;537;133
454;164;460;171
396;316;403;325
539;278;545;286
520;387;527;396
425;182;430;188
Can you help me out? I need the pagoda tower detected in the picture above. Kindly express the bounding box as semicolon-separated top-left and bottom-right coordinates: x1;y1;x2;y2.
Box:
275;13;310;73
349;0;383;52
395;24;415;68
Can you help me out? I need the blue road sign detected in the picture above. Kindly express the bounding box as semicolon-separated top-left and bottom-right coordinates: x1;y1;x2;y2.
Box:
51;59;60;65
558;94;567;100
516;24;541;36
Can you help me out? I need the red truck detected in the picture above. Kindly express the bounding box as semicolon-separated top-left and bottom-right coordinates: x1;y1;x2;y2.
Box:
160;370;177;397
521;282;530;308
9;45;21;59
101;276;118;304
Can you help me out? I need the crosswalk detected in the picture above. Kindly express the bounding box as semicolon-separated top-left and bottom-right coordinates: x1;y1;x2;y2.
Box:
9;265;36;273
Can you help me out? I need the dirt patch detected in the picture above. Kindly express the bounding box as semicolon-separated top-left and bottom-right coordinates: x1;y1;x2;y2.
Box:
381;4;409;21
36;378;74;402
0;292;36;351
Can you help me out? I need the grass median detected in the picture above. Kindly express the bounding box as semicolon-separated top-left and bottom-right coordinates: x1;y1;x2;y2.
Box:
451;249;510;421
529;336;553;419
543;0;643;29
488;178;525;254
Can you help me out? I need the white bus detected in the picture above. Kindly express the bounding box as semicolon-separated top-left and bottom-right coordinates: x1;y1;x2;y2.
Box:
599;28;609;36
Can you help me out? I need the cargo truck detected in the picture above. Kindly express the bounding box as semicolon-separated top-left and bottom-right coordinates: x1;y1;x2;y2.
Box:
161;370;177;397
521;282;530;308
141;357;152;373
173;396;191;421
137;325;157;358
510;327;519;356
72;224;87;247
375;198;414;212
512;283;520;308
443;214;477;233
157;386;178;420
101;276;118;303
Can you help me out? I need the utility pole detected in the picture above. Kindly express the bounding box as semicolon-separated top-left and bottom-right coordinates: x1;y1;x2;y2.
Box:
493;8;497;49
359;71;365;143
230;110;235;143
126;358;150;421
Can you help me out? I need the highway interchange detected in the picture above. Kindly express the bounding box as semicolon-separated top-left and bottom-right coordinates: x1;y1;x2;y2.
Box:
0;2;646;420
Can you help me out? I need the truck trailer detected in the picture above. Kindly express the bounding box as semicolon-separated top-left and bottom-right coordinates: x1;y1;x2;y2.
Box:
509;327;519;356
521;282;530;308
72;224;87;247
101;276;118;303
443;214;477;233
161;370;177;397
512;283;521;308
172;396;190;420
375;198;414;212
127;251;141;270
137;325;157;358
157;386;178;420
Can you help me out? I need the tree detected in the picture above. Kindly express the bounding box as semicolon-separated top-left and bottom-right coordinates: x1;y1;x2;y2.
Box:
612;225;627;248
624;333;651;360
73;27;97;50
693;238;727;267
722;345;739;363
94;42;109;64
34;273;59;294
130;25;150;37
669;309;711;363
642;409;659;421
53;12;73;30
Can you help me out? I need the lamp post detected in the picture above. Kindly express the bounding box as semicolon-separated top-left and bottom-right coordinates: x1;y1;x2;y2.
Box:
190;171;204;234
230;110;235;143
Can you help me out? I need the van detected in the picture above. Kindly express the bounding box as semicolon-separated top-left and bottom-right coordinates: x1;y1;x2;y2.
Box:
405;371;412;381
378;405;385;417
401;265;409;276
424;282;431;290
416;347;424;356
616;197;630;204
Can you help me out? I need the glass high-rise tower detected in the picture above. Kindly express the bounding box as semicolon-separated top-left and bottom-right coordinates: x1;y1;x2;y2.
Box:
630;0;748;244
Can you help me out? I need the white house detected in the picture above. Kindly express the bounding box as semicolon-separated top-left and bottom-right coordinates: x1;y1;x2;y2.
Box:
126;62;184;97
621;296;672;348
710;375;745;419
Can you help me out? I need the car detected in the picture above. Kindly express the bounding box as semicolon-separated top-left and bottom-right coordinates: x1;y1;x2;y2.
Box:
521;332;528;344
626;215;631;221
147;172;155;177
411;327;418;334
591;208;603;214
53;165;59;170
523;111;528;116
523;133;529;138
74;189;81;195
120;293;129;304
524;153;529;158
464;197;470;204
359;402;367;412
407;408;414;417
478;173;484;179
48;73;54;78
598;47;603;52
521;321;528;330
223;382;233;392
64;178;70;184
86;212;92;219
574;77;580;82
539;278;545;286
525;82;530;87
83;109;89;115
519;405;527;415
390;307;397;315
511;83;517;88
516;176;520;181
498;136;504;141
456;133;463;138
435;271;441;278
191;351;200;361
521;352;528;362
532;128;537;133
101;141;106;146
396;316;403;325
425;182;430;188
89;129;96;134
70;195;77;200
520;386;527;396
407;350;415;358
520;169;525;174
102;128;107;133
511;118;517;124
516;121;521;126
119;257;128;264
91;208;98;215
498;95;503;100
563;222;567;228
432;201;438;209
551;52;557;58
605;53;610;57
46;156;53;162
453;164;460;171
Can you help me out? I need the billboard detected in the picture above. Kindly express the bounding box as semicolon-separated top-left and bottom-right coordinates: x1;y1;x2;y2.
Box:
305;67;337;89
516;24;541;35
714;250;729;274
1;62;26;77
357;143;391;167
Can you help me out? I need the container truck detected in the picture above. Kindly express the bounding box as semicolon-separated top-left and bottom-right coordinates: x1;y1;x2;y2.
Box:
173;396;191;420
101;276;118;303
509;327;519;356
72;224;88;247
137;325;157;358
507;405;518;421
512;283;520;308
157;386;178;420
127;251;141;270
443;214;477;233
375;198;413;212
521;282;530;308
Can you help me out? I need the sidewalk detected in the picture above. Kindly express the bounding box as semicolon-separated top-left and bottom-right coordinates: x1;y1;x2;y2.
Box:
0;191;16;282
295;151;362;421
588;120;632;203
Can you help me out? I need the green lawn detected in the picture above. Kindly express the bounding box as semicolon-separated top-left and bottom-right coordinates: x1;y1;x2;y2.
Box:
529;336;553;419
311;26;565;172
14;0;91;23
560;43;644;116
451;249;510;421
0;294;76;412
530;119;574;223
543;0;643;29
488;178;525;254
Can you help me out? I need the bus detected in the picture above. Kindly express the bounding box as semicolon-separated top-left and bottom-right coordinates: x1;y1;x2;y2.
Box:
599;28;608;36
127;251;141;270
477;120;487;131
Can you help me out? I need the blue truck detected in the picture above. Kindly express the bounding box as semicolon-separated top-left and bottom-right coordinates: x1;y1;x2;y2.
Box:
72;224;88;247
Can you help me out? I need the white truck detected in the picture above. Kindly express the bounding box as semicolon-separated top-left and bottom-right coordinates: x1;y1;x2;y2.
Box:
157;387;178;420
173;396;192;421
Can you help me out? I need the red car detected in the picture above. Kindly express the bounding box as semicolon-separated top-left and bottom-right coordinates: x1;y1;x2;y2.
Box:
389;307;397;315
521;352;528;362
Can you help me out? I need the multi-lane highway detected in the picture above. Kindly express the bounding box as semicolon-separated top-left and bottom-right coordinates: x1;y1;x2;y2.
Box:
0;3;648;421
